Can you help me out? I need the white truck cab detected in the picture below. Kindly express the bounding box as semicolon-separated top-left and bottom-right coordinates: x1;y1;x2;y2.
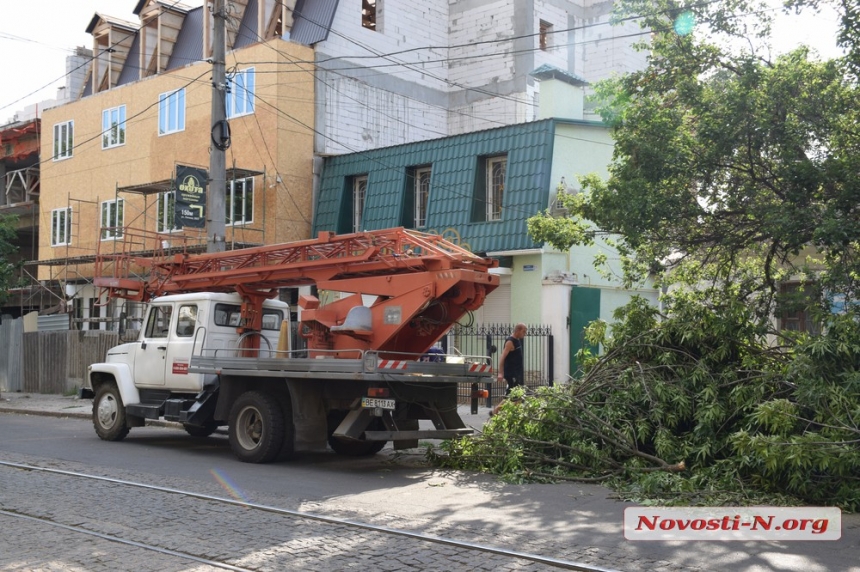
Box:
87;292;288;441
127;292;287;391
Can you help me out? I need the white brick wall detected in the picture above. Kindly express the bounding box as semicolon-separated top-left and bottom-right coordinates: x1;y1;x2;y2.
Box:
314;0;648;154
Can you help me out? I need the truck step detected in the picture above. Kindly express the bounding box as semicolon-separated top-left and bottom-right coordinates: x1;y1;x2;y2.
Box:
126;403;163;419
364;429;473;441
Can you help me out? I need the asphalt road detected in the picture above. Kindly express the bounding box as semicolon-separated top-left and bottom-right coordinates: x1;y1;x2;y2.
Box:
0;413;858;571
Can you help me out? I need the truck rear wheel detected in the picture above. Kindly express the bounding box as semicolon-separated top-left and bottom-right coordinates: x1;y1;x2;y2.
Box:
327;411;387;456
273;391;296;461
228;390;285;463
93;384;130;442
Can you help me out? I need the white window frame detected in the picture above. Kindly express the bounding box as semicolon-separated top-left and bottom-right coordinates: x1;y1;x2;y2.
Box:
226;68;255;119
414;167;431;228
157;191;181;232
486;156;507;221
158;88;186;135
102;105;127;149
100;198;124;240
353;175;368;232
227;177;254;226
53;120;74;160
51;207;72;246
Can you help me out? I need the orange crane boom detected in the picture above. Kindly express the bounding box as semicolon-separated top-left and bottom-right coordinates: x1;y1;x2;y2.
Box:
95;228;500;356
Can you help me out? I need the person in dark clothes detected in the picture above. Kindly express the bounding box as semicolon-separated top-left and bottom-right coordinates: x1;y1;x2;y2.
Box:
492;324;528;417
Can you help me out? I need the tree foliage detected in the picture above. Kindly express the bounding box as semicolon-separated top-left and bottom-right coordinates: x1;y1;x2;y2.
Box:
438;0;860;509
0;214;20;307
436;295;860;509
528;0;860;309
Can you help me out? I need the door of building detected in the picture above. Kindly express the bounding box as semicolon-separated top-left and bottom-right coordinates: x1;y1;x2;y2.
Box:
569;287;600;376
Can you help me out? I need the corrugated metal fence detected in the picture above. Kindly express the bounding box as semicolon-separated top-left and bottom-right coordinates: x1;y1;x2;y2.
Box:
445;323;553;406
0;320;118;394
0;318;24;392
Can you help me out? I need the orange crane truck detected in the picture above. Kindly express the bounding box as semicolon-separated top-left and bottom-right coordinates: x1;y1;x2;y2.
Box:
82;228;499;463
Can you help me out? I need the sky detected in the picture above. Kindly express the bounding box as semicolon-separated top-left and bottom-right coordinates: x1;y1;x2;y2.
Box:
0;0;202;122
0;0;845;124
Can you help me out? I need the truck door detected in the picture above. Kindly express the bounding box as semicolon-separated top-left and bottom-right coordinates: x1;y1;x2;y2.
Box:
133;304;174;387
163;303;204;391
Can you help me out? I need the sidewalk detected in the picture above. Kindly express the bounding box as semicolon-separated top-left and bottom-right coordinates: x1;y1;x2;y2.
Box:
0;392;92;419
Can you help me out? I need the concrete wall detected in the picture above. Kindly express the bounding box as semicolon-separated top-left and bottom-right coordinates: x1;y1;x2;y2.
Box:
511;252;544;325
314;0;451;153
316;0;648;153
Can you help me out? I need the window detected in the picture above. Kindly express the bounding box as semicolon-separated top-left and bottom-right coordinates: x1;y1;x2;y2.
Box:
214;303;284;330
540;20;552;51
226;68;255;119
779;283;819;334
101;199;124;240
362;0;377;30
227;178;254;225
88;297;101;331
157;191;181;232
53;120;74;160
102;105;126;149
176;305;198;337
145;305;173;338
158;88;186;135
414;167;431;228
486;156;507;221
73;298;84;331
51;208;71;246
353;175;368;232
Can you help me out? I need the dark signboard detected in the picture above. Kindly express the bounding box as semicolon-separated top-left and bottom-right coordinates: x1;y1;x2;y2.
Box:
174;165;207;228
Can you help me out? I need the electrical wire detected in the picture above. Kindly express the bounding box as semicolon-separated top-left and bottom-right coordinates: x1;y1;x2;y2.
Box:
0;0;193;115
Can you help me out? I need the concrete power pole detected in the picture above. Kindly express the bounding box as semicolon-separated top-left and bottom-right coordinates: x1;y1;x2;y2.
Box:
208;0;228;253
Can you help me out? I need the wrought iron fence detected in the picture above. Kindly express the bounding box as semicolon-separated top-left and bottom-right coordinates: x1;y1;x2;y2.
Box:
444;323;553;406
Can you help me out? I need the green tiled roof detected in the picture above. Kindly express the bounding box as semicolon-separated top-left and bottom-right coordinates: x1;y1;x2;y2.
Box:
313;119;557;254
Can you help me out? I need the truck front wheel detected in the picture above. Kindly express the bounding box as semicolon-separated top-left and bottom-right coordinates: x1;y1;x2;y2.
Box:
93;384;130;442
228;390;285;463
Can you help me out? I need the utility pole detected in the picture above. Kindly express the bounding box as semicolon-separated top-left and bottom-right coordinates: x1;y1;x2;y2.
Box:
208;0;228;253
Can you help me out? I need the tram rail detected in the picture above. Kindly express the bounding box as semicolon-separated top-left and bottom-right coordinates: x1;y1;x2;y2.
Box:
0;460;618;572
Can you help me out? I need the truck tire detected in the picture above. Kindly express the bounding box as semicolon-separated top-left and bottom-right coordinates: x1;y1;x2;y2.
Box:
183;421;219;438
228;390;285;463
273;391;296;461
93;384;130;442
327;411;387;456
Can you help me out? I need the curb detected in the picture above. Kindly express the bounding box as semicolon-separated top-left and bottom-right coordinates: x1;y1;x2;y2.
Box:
0;407;184;429
0;407;91;420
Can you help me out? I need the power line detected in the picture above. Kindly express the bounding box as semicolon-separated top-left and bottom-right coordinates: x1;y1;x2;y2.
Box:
0;0;193;115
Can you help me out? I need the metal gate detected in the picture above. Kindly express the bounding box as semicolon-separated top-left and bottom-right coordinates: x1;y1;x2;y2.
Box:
445;323;553;406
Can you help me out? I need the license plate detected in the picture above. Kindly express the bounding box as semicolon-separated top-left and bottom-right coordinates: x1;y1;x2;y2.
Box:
362;397;395;410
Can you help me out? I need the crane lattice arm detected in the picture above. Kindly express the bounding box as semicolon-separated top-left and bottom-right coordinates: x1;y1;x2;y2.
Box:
95;227;500;356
